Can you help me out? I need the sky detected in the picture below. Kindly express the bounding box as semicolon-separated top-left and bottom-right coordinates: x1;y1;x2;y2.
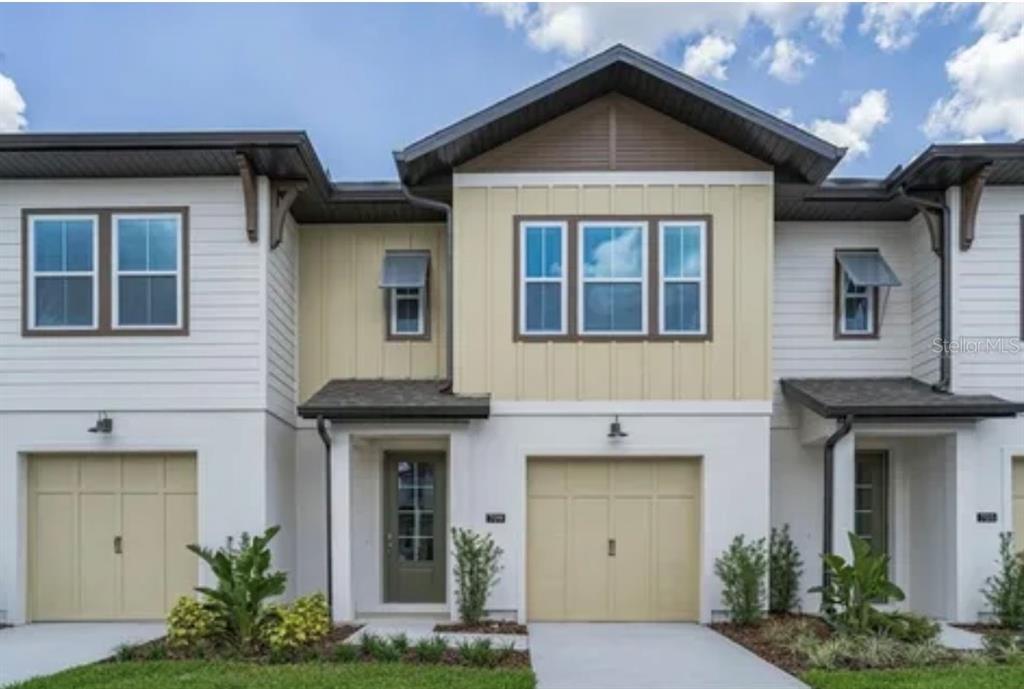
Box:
0;2;1021;180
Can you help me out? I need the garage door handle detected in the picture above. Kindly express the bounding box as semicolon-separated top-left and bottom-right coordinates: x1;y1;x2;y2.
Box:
113;536;123;555
608;539;616;557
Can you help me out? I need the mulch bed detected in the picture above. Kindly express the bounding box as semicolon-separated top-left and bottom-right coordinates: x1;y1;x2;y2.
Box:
711;615;829;676
434;620;528;635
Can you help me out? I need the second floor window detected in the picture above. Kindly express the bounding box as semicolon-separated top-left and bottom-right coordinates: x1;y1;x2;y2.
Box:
391;287;425;336
834;249;900;339
380;250;431;340
28;215;99;329
839;271;875;336
579;221;647;335
520;221;567;335
114;214;183;328
659;221;707;335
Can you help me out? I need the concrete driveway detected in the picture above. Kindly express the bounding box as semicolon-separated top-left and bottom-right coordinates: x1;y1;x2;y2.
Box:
529;623;807;689
0;623;165;687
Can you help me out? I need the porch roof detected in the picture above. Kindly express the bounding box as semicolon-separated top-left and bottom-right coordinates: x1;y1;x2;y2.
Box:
297;379;490;420
781;377;1024;419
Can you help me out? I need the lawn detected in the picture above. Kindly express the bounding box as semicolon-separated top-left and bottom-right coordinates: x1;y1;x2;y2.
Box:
804;664;1024;689
10;661;537;689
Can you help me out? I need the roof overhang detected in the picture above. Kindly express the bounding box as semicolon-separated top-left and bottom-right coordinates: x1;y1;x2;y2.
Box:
298;379;490;421
781;377;1024;419
394;44;845;187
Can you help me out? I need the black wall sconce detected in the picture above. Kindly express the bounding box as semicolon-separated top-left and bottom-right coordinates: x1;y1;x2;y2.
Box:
88;411;113;434
607;415;628;439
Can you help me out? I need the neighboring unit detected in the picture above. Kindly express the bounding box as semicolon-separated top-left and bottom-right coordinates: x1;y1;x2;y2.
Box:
0;45;1021;627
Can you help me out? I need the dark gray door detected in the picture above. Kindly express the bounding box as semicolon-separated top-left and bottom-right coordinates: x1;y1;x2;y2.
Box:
854;450;889;557
383;452;446;603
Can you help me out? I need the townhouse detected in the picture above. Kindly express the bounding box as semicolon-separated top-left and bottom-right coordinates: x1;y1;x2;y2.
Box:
1;45;1021;626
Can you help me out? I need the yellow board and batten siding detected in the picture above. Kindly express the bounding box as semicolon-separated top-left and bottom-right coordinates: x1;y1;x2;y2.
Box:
452;182;773;400
298;223;447;402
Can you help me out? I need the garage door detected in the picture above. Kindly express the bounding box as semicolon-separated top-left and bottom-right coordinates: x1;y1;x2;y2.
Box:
527;457;701;621
1014;456;1024;552
28;453;197;621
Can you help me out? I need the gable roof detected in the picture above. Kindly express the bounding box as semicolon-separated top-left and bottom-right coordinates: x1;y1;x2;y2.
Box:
394;44;846;186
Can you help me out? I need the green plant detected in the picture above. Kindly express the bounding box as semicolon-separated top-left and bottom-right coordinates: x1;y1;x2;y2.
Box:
331;643;360;663
984;631;1024;664
187;526;288;651
413;636;448;663
388;633;410;655
166;596;220;652
789;633;947;670
458;638;497;668
451;528;504;625
714;534;767;625
263;593;331;655
769;524;804;614
360;633;401;662
871;611;939;644
810;532;905;634
982;533;1024;629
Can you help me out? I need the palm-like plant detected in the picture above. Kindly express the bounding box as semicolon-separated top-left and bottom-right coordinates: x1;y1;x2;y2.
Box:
187;526;287;651
810;532;904;633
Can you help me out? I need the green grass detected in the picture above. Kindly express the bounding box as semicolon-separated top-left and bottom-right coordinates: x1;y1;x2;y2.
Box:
804;664;1024;689
10;660;536;689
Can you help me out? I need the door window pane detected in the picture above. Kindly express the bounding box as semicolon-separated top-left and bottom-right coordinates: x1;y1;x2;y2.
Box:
394;460;437;562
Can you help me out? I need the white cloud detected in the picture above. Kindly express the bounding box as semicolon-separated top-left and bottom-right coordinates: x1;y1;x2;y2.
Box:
807;89;890;160
812;4;849;45
0;72;27;133
681;35;736;81
776;107;795;123
859;3;936;51
480;2;529;29
757;38;815;83
923;3;1024;140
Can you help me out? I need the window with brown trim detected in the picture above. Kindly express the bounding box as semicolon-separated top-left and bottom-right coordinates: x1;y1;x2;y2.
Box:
513;215;712;342
21;207;190;337
381;250;431;341
834;254;879;339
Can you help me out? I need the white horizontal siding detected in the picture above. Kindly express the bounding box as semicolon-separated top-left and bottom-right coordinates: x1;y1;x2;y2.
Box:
952;186;1024;402
910;212;941;383
266;213;298;422
0;178;266;410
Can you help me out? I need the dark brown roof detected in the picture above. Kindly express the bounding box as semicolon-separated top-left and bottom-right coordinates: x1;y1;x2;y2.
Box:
298;379;490;420
781;377;1024;419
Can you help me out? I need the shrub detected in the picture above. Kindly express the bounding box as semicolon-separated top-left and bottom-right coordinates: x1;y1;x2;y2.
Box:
714;534;767;625
262;593;331;655
981;533;1024;629
984;631;1024;664
388;633;410;655
769;524;803;614
872;611;939;644
360;633;400;662
452;528;503;625
810;532;904;634
331;643;360;663
413;636;448;663
187;526;288;651
458;638;497;667
166;596;220;651
791;633;947;670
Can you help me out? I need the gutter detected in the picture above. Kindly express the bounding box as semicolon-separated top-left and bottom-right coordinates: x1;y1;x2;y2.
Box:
822;415;854;588
898;187;952;392
399;185;454;391
316;416;333;611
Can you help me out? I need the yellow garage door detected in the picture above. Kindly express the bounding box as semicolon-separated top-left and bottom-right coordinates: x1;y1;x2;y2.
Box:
527;457;701;621
29;453;197;621
1014;457;1024;552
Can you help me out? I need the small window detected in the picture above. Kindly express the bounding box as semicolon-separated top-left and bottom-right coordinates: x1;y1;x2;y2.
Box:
839;271;875;336
380;250;430;339
391;287;426;336
519;221;567;335
579;221;647;335
659;221;707;335
28;215;99;330
113;214;183;328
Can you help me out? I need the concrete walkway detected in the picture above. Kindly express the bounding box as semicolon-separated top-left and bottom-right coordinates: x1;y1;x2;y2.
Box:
351;617;528;650
937;621;985;651
0;623;165;687
529;623;808;689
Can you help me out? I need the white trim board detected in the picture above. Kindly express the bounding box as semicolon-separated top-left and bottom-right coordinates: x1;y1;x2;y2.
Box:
490;400;773;416
453;171;774;187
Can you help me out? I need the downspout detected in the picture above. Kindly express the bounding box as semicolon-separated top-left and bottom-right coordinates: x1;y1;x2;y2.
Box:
822;415;854;588
316;415;333;611
400;186;454;391
898;187;952;392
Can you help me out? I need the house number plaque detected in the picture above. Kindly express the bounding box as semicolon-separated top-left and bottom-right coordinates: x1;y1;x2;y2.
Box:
486;513;506;524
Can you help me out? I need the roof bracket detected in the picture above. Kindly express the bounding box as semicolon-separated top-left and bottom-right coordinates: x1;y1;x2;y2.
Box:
270;181;307;250
236;153;259;243
959;163;992;251
921;208;944;257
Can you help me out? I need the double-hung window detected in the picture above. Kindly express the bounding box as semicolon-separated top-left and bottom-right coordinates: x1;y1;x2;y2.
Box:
579;221;647;335
659;221;707;335
113;214;184;329
519;221;567;335
28;215;99;330
392;288;425;336
839;271;874;336
380;250;430;339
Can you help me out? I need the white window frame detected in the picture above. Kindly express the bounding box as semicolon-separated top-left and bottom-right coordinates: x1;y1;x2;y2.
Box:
390;287;426;337
111;212;184;330
519;220;569;336
839;268;875;336
27;214;100;331
578;220;649;336
658;220;708;336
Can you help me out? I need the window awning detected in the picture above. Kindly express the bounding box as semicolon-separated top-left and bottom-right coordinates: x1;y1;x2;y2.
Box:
836;250;901;287
380;251;429;289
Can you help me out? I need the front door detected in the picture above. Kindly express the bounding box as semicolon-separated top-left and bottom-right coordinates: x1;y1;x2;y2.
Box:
854;450;889;557
383;452;446;603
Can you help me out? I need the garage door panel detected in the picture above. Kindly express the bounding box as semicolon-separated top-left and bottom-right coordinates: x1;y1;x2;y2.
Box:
32;493;76;620
122;493;166;619
612;497;652;620
612;460;655;495
79;493;119;619
123;456;164;493
80;457;120;492
166;455;198;492
1014;458;1024;552
568;497;610;619
656;459;700;496
567;461;610;496
33;455;77;491
527;496;567;620
166;493;198;610
654;496;699;620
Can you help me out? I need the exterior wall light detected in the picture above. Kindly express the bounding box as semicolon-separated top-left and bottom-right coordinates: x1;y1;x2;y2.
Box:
88;411;113;434
608;415;628;439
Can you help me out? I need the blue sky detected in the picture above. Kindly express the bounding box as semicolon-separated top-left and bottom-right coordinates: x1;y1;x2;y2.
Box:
0;3;1021;180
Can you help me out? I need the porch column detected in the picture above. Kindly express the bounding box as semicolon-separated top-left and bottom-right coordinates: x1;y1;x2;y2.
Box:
330;428;354;622
447;427;473;621
832;432;856;561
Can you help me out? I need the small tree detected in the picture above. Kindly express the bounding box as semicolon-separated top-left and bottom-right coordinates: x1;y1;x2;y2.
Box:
810;532;904;633
187;526;287;651
981;532;1024;629
770;524;804;614
451;527;503;625
714;535;767;625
